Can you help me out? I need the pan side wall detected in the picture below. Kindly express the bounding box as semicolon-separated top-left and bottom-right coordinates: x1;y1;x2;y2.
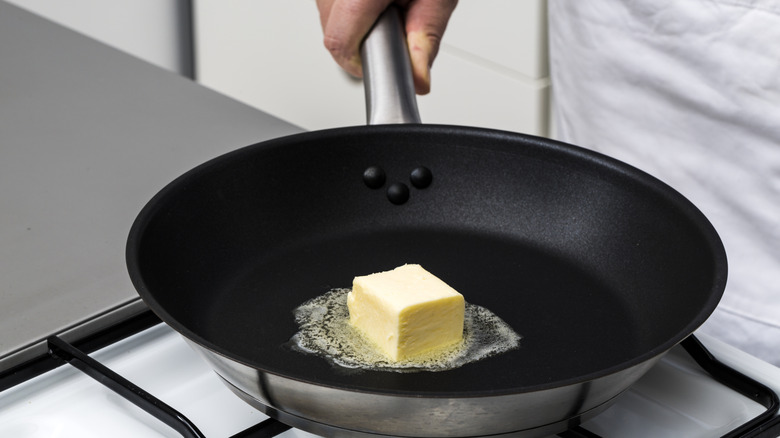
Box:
189;337;660;437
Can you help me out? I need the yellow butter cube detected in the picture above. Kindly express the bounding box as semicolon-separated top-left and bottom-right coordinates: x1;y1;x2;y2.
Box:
347;264;465;361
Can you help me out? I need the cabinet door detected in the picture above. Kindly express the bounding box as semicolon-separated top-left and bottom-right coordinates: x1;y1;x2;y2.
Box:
195;0;549;135
5;0;189;74
195;0;365;129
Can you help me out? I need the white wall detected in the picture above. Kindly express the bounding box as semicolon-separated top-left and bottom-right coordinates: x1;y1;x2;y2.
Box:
7;0;551;135
194;0;550;135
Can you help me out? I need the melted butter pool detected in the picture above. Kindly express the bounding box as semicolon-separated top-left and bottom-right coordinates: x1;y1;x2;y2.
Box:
290;288;521;372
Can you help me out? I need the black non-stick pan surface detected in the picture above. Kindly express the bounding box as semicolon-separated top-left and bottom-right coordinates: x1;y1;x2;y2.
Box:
127;124;725;428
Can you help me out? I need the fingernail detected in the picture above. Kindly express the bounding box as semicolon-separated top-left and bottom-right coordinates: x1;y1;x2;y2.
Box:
348;54;363;78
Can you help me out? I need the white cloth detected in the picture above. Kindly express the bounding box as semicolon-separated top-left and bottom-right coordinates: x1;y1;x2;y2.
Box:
548;0;780;365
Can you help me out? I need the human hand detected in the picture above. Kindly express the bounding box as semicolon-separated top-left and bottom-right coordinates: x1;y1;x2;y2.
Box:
316;0;458;95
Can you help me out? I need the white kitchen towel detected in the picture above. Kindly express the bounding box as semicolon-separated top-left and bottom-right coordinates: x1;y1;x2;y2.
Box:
548;0;780;365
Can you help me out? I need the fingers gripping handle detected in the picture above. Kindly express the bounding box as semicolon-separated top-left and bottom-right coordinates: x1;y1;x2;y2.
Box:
360;6;422;125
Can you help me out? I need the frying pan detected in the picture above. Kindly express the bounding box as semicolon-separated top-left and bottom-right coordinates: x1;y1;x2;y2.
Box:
126;8;726;438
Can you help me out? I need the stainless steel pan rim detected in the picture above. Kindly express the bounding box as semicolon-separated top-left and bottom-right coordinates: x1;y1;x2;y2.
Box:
189;337;663;438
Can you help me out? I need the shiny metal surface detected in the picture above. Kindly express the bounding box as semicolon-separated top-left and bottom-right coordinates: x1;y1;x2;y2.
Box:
361;7;421;125
189;338;661;437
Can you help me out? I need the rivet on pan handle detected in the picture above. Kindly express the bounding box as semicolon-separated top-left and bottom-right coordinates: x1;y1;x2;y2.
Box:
360;6;422;125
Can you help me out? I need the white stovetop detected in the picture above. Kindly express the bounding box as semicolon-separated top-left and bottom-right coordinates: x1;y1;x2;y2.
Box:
0;322;777;438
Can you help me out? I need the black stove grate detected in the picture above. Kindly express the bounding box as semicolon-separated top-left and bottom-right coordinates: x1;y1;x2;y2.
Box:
47;335;206;438
680;336;780;438
1;310;778;438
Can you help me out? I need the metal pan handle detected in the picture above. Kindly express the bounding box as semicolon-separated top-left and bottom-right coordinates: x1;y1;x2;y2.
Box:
360;6;422;125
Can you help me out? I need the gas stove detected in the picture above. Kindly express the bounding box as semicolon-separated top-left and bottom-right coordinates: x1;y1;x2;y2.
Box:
0;310;778;438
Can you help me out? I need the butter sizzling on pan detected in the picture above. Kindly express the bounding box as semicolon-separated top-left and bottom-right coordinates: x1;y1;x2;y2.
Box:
290;264;521;372
348;264;465;361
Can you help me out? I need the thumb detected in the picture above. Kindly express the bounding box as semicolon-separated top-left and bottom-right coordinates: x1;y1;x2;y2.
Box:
403;0;458;95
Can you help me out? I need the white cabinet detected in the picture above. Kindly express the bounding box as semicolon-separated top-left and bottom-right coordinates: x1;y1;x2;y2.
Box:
195;1;364;130
4;0;191;75
195;0;550;135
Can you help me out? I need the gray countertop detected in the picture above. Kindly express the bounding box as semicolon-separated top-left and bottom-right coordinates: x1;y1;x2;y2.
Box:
0;2;302;370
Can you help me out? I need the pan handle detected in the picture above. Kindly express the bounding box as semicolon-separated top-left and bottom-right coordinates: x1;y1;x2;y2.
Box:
360;6;422;125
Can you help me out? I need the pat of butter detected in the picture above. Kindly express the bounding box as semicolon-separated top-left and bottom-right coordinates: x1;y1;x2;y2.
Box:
347;264;465;361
